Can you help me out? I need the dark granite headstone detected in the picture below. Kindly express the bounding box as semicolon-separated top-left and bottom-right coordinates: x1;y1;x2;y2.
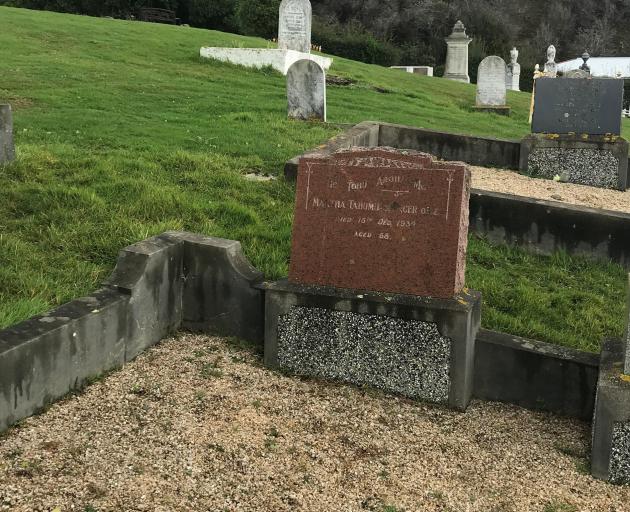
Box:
532;78;624;135
289;147;471;298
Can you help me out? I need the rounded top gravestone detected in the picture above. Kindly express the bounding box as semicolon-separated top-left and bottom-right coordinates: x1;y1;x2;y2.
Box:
476;56;507;107
287;59;326;122
278;0;312;54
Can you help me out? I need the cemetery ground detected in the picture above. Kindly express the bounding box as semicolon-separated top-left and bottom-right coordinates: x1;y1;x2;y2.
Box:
1;4;630;354
2;333;630;512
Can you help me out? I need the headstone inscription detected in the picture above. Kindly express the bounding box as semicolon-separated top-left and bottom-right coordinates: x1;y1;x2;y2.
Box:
288;148;471;298
278;0;312;54
444;20;472;83
532;78;624;135
0;104;15;164
287;59;326;121
475;56;509;113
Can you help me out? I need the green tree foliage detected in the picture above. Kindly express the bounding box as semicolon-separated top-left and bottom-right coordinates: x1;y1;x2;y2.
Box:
186;0;237;32
234;0;280;39
312;18;401;66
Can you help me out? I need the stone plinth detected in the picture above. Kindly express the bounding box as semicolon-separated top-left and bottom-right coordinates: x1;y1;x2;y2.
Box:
278;0;312;53
0;104;15;164
199;47;332;76
288;148;471;298
519;134;629;190
287;59;326;121
444;20;472;83
259;280;481;411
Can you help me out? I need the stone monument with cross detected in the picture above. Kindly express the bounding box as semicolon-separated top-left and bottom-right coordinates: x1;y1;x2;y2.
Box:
444;21;472;83
259;147;482;411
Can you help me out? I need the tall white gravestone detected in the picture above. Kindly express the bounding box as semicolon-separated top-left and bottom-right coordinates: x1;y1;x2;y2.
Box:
287;59;326;121
444;20;472;83
506;47;521;91
278;0;312;54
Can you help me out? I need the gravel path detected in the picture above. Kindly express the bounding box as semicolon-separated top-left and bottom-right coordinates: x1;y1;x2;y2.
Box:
1;334;628;512
472;166;630;213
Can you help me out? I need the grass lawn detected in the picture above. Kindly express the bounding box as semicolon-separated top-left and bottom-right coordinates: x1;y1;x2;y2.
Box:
0;6;627;352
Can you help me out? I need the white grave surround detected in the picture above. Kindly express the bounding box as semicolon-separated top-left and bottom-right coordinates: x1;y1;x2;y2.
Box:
476;56;508;107
390;66;434;76
199;47;332;76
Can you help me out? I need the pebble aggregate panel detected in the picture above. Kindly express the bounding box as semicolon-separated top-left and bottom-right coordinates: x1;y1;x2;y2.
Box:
528;148;619;189
277;306;451;404
610;421;630;484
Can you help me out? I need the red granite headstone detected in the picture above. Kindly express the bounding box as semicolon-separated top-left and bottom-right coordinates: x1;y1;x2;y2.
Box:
288;147;471;298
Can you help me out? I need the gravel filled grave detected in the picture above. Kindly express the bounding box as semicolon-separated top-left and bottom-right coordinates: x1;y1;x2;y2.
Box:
472;165;630;213
1;334;629;512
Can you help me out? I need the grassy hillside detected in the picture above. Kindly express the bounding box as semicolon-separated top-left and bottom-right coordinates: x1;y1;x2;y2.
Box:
0;6;626;351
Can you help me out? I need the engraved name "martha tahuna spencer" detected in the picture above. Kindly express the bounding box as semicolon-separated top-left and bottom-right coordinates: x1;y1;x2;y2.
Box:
311;197;440;216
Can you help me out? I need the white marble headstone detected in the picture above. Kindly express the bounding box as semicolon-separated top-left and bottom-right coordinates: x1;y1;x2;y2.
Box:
287;59;326;121
278;0;312;54
476;56;508;106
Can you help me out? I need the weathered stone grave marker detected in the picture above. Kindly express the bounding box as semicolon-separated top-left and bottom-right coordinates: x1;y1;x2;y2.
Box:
287;59;326;121
543;45;558;77
474;56;510;115
520;78;628;190
0;104;15;164
506;47;521;91
260;147;481;411
444;20;472;83
278;0;312;54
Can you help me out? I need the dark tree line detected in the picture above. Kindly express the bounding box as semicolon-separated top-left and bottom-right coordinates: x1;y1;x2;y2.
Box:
3;0;630;90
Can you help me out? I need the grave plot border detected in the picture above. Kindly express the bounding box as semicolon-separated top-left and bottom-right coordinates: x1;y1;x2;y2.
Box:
0;232;601;434
286;121;630;269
